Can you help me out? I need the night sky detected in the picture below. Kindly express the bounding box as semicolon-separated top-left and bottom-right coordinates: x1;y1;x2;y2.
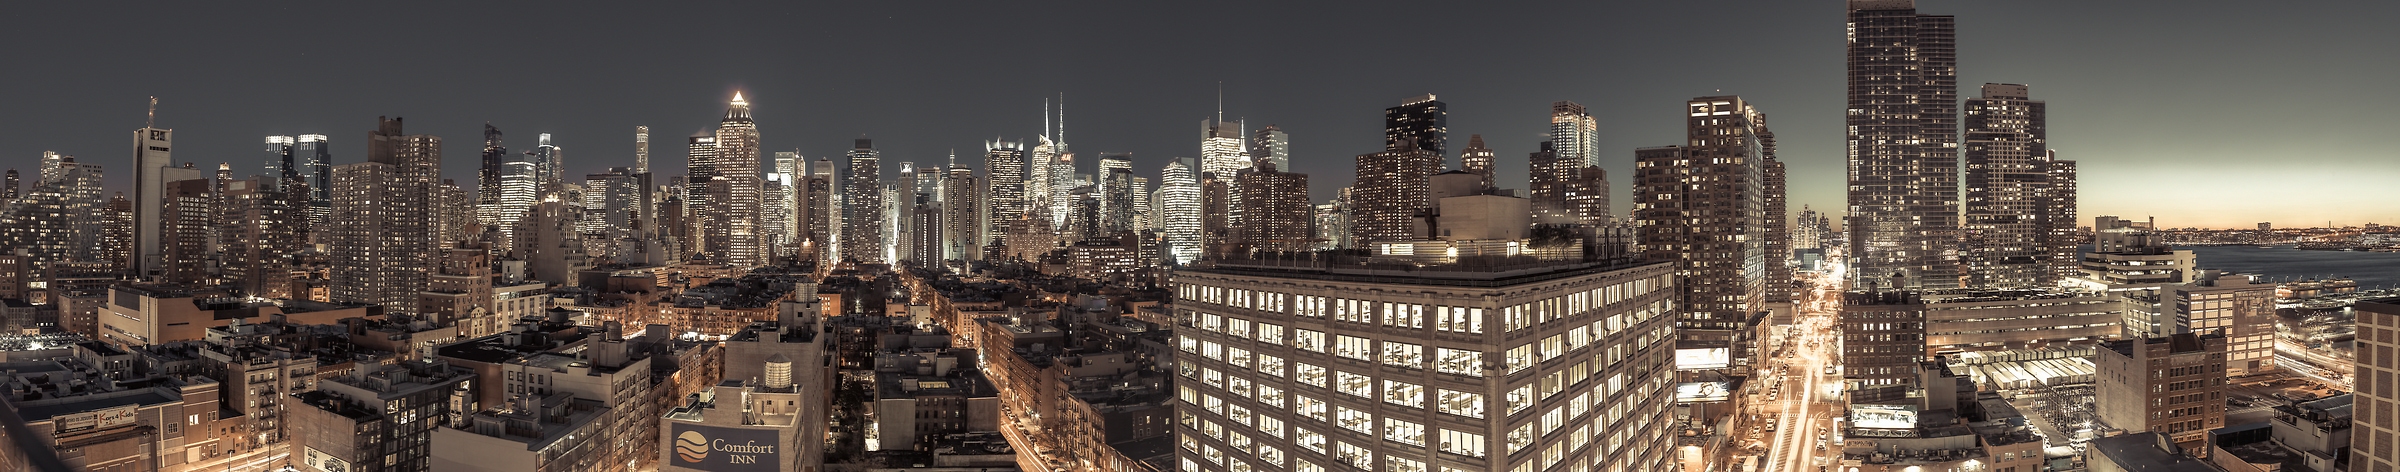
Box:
7;1;2395;229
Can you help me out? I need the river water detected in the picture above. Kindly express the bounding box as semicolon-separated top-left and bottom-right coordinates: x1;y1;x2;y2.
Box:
2185;245;2400;290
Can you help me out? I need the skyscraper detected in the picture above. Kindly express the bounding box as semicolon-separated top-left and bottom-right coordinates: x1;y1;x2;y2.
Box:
1457;134;1495;190
1198;172;1231;260
1847;0;1959;290
159;176;213;287
131;99;182;277
1533;101;1610;226
1963;83;2052;288
896;162;922;263
2041;152;2079;282
801;156;836;264
1158;159;1202;265
476;124;506;229
1250;124;1289;172
265;136;296;186
1634;96;1777;351
1236;161;1311;254
704;92;765;267
495;160;536;247
1098;154;1134;231
330;117;440;317
1384;94;1448;157
295;134;332;237
527;133;563;191
843;139;884;264
219;176;300;298
983;139;1026;246
1350;138;1438;246
1201;116;1248;227
942;161;983;266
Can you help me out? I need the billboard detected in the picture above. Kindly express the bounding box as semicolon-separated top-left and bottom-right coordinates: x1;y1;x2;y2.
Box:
303;446;352;472
1675;347;1730;370
668;423;783;471
54;405;137;435
1850;404;1918;430
1674;382;1732;403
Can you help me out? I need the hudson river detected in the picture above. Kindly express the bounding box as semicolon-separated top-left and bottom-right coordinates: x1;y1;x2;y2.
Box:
2186;245;2400;290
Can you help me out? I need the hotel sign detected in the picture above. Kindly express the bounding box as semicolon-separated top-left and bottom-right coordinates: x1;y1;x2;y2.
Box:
54;405;137;435
670;423;781;471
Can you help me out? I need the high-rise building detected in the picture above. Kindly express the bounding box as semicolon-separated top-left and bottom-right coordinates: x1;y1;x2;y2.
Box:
943;162;983;266
295;134;332;237
984;139;1026;246
1384;94;1447;157
219;176;301;298
1202;117;1248;227
1534;102;1612;227
2040;152;2080;283
1102;165;1134;234
1313;191;1351;251
1763;148;1792;314
1962;83;2059;288
527;133;563;191
1847;0;1959;290
1198;172;1231;260
1050;152;1079;230
1350;139;1438;246
1236;161;1310;254
1170;256;1679;472
1457;134;1495;190
1634;96;1777;353
800;157;836;264
1795;205;1825;252
495;160;537;247
1158;159;1202;265
1131;175;1153;232
2;169;17;203
132;101;185;278
702;92;764;267
896;162;922;263
476;124;506;229
843;139;884;264
1250;124;1289;171
2354;298;2400;472
2095;332;2227;454
584;167;642;263
1027;135;1058;234
329;117;441;317
0;153;106;275
908;201;943;268
265;135;297;186
159;177;213;287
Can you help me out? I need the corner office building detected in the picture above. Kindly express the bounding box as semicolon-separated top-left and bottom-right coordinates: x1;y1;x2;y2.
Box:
1171;257;1680;472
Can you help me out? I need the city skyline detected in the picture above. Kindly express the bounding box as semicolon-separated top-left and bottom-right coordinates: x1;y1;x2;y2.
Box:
6;2;2393;229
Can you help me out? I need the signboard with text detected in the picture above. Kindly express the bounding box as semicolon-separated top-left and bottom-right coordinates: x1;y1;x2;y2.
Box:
54;405;137;435
669;423;782;471
1675;347;1730;370
1850;404;1919;430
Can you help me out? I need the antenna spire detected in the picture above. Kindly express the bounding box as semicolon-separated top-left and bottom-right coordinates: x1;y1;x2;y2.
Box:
1056;92;1065;146
1043;97;1050;140
145;96;157;129
1217;81;1224;122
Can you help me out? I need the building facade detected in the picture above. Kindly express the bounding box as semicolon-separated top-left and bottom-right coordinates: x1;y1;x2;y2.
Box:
329;117;441;317
1171;258;1679;472
1846;0;1959;290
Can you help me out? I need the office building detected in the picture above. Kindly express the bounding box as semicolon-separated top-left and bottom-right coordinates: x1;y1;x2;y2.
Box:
329;117;441;317
799;157;835;264
1384;94;1447;157
1457;134;1495;191
1202;116;1248;227
1159;159;1202;264
1846;0;1960;290
2095;332;2227;454
1200;172;1232;260
1840;291;1928;403
843;139;885;264
1251;124;1289;172
984;139;1027;246
944;161;984;266
2174;271;2277;377
1100;153;1135;232
1236;161;1311;254
697;92;764;267
132;101;177;278
476;124;507;229
1170;250;1678;472
295;134;333;237
1634;96;1779;358
1533;102;1601;225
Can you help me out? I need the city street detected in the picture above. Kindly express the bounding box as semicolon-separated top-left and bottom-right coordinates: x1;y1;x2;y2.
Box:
1761;262;1845;472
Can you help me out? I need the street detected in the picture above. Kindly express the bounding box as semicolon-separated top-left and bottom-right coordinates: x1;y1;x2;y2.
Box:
1760;262;1845;472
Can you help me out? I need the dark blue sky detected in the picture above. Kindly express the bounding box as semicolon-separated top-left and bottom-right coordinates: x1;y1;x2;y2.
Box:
5;1;2394;228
